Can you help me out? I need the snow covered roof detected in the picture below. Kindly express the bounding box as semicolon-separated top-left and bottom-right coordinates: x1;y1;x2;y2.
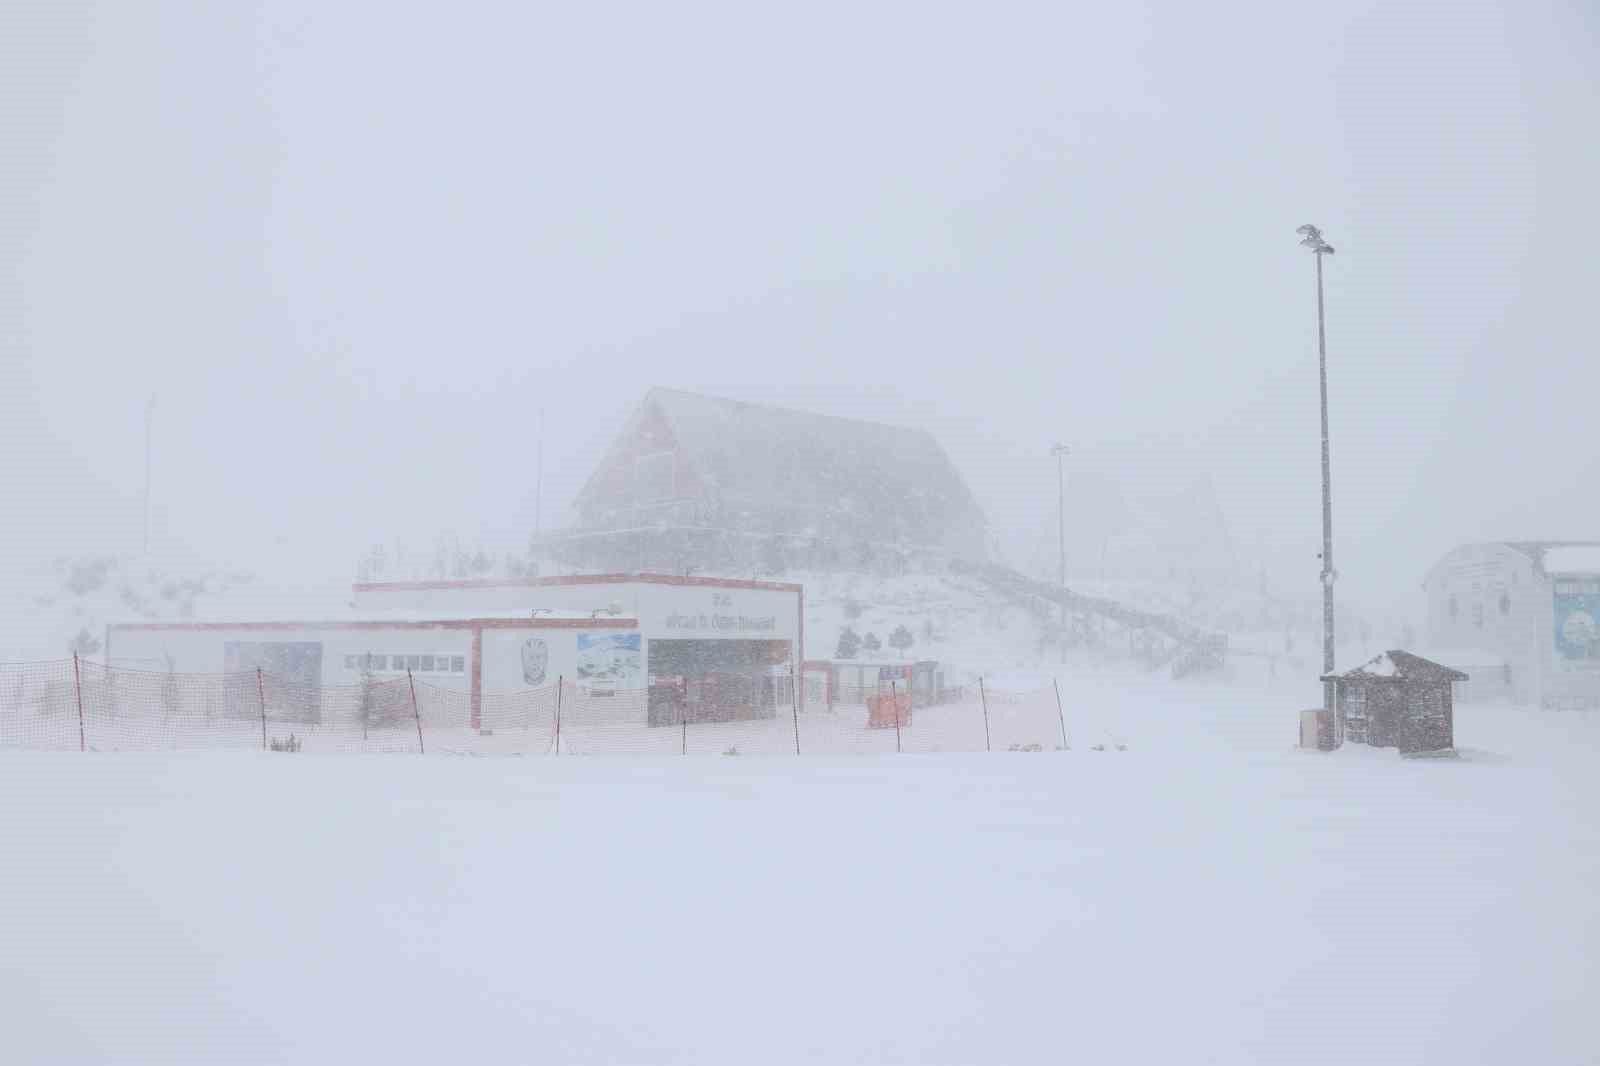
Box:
580;388;986;542
1415;647;1508;670
1541;545;1600;575
1325;650;1467;683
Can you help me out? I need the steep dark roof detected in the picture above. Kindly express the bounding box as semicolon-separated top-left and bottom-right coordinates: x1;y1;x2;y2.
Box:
1323;650;1468;683
584;388;986;538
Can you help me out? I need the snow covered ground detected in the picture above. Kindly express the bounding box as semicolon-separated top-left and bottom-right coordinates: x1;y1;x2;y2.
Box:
2;676;1596;1065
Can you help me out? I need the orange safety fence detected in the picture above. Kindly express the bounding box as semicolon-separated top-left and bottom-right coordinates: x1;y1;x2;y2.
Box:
0;658;1070;756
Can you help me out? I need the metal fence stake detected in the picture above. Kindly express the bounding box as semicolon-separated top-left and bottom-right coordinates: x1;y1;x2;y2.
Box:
790;663;800;755
408;669;425;755
73;653;85;752
891;679;902;753
1053;677;1067;750
979;675;991;752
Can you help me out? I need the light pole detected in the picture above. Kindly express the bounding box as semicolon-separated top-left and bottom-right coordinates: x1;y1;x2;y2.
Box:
1051;442;1070;662
1297;224;1337;716
142;394;155;556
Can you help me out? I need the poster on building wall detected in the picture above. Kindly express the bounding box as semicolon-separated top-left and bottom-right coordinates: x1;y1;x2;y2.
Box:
520;638;549;686
223;641;324;719
1553;580;1600;667
577;632;642;686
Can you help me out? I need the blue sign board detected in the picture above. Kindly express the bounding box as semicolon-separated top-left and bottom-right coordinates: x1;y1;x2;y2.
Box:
1553;580;1600;662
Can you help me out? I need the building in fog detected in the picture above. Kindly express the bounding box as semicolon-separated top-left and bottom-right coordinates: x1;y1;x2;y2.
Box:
109;574;803;728
1422;542;1600;708
550;388;988;571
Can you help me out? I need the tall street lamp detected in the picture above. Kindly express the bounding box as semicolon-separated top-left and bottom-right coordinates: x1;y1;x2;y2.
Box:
1297;224;1337;716
1051;442;1070;662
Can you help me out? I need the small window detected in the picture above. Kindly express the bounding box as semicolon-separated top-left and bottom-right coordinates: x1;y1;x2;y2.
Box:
368;654;387;670
406;654;421;671
421;655;436;672
451;656;464;673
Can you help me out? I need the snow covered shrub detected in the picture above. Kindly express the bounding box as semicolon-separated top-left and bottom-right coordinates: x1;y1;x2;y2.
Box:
888;624;914;655
270;733;302;752
64;557;112;596
67;627;101;657
835;627;861;659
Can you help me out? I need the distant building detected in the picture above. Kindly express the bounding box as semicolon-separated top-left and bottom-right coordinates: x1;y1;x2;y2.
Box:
1422;542;1600;708
551;388;988;571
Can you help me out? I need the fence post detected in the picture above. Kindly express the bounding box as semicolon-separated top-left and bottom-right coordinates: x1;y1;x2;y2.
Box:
408;669;425;755
681;712;687;756
979;675;991;752
258;668;268;751
1053;677;1068;750
790;663;800;756
891;679;902;753
73;653;86;752
553;675;563;756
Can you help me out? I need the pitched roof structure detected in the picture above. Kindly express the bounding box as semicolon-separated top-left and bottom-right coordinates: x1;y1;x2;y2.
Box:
576;388;987;553
1324;650;1468;683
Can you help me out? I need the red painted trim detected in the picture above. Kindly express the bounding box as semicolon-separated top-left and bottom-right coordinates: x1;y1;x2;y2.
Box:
351;572;803;595
470;626;483;731
106;618;636;634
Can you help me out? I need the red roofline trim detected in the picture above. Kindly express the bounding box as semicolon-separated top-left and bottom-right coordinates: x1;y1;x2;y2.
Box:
351;573;803;595
106;618;637;634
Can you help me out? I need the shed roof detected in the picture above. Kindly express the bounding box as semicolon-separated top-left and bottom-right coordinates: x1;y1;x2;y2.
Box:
1323;650;1467;683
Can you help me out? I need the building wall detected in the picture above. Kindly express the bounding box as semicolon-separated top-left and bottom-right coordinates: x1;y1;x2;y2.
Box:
106;622;629;699
107;623;479;691
1422;543;1600;707
350;577;802;687
1423;544;1544;704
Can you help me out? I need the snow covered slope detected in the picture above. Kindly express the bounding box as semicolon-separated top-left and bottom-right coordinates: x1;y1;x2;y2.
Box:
2;699;1594;1065
0;555;355;662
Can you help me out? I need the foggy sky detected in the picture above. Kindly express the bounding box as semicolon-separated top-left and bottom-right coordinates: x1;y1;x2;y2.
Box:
4;0;1597;614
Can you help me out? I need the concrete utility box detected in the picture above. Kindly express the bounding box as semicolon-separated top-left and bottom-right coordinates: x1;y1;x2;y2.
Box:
1322;651;1466;755
1298;708;1335;751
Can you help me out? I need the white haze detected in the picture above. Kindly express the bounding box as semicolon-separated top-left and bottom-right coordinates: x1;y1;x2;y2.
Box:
3;1;1598;614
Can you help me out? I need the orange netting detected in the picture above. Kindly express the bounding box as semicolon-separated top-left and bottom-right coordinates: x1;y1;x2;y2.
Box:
0;659;1069;756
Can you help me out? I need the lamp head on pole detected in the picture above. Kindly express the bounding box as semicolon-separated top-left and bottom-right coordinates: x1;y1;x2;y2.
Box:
1297;224;1335;255
1050;442;1070;458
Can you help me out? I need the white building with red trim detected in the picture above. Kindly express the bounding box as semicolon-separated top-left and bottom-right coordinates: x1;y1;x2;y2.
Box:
108;573;803;728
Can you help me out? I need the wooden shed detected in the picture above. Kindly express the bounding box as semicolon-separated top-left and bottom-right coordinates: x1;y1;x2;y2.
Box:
1322;651;1466;755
